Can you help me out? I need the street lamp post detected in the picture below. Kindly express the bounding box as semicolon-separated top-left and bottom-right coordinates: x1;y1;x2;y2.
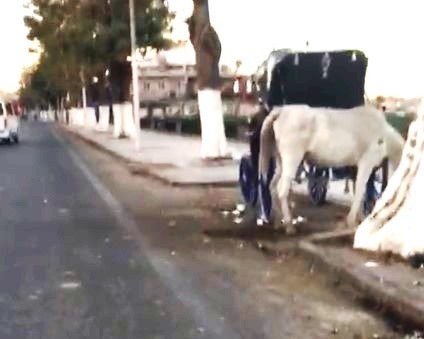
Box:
129;0;141;151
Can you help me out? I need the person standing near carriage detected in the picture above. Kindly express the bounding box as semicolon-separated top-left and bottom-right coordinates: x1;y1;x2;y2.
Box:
247;63;306;186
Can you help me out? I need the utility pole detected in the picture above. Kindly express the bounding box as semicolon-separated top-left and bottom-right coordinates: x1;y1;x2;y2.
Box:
129;0;141;150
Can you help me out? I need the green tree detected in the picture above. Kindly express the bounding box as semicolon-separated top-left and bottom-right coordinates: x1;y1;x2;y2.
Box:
23;0;86;106
19;54;67;109
22;0;175;106
97;0;175;102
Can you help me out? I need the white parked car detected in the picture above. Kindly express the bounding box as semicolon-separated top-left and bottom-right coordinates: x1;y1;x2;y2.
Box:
0;100;20;144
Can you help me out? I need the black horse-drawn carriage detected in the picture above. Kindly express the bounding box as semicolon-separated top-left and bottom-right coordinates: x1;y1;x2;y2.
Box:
239;49;387;221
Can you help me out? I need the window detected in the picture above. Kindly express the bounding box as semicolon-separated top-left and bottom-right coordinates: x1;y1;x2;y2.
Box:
144;82;150;91
158;81;165;90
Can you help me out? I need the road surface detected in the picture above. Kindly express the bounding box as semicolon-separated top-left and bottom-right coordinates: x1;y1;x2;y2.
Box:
0;121;406;338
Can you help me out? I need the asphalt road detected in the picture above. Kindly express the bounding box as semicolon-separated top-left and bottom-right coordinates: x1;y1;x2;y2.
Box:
0;121;234;339
0;121;405;339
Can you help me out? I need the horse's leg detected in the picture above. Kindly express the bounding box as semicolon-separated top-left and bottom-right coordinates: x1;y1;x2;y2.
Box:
270;152;282;218
344;179;349;194
346;157;379;228
352;167;358;195
295;160;304;183
277;150;304;234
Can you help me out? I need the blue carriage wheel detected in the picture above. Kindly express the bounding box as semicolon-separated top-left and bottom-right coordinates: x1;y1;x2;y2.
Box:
362;167;384;216
307;167;329;205
239;155;257;206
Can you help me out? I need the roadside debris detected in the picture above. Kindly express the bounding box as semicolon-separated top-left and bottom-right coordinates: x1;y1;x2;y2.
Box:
365;261;379;268
330;326;339;335
233;217;243;224
60;281;82;290
232;209;241;216
221;210;230;217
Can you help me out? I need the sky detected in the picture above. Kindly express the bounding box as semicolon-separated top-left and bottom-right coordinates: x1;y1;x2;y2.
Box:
0;0;37;94
0;0;423;98
168;0;424;99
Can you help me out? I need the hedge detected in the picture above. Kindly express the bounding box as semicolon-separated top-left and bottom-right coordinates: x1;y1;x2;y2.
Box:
140;114;250;139
385;112;414;139
140;111;413;141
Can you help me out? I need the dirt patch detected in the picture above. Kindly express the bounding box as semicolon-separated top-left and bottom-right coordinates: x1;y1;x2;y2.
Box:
204;194;349;253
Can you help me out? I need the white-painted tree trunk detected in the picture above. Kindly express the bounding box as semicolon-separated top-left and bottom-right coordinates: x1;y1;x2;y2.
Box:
85;108;97;130
112;104;124;138
82;86;87;111
99;105;110;132
122;102;136;139
112;102;135;138
70;107;84;126
354;100;423;258
197;89;228;159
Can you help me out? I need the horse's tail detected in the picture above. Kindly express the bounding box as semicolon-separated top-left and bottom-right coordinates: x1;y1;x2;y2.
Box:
259;108;281;179
385;122;405;169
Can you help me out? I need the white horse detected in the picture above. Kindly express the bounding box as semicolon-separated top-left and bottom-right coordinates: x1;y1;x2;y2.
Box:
259;104;405;234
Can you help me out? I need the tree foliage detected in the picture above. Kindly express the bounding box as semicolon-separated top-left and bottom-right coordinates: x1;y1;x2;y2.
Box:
22;0;175;107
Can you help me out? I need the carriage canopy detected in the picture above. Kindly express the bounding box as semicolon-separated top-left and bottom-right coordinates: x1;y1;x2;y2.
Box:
264;50;368;110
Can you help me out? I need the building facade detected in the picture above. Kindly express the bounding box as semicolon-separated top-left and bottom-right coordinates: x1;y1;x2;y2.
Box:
135;43;249;102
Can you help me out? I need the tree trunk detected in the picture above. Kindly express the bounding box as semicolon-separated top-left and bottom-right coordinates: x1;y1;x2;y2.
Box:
188;0;228;159
109;60;131;137
110;60;131;103
354;100;423;259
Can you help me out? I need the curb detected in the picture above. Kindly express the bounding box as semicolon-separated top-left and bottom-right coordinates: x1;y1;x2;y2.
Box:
59;125;239;188
296;230;424;331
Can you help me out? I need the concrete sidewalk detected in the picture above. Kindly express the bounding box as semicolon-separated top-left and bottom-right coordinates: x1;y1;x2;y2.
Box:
62;124;249;186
